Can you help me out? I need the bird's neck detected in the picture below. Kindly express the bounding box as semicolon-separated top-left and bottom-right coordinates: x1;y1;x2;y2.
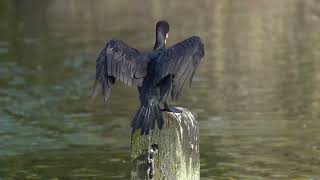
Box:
153;33;166;51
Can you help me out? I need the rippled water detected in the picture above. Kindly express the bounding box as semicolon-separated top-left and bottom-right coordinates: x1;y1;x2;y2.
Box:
0;0;320;179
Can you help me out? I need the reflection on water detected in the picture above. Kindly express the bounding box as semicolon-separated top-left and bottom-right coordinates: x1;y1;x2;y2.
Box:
0;0;320;179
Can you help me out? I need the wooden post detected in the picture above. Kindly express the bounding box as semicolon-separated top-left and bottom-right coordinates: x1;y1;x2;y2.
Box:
131;107;200;180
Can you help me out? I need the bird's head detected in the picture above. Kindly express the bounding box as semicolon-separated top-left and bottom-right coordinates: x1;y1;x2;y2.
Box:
156;20;169;45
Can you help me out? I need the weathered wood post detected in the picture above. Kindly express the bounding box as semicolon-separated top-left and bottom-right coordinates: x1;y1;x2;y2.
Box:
131;107;200;180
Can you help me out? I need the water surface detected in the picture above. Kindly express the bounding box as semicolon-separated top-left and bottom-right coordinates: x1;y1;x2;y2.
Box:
0;0;320;179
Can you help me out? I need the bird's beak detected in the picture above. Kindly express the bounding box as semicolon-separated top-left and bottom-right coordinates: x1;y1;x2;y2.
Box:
165;33;168;44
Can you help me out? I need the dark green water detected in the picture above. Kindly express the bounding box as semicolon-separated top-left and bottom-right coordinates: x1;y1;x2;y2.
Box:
0;0;320;179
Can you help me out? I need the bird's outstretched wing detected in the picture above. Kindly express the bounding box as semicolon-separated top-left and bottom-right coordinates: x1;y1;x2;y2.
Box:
155;36;205;100
93;38;149;101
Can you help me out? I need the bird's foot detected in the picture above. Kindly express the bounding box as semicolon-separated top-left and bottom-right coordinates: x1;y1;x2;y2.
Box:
168;107;183;113
162;103;182;113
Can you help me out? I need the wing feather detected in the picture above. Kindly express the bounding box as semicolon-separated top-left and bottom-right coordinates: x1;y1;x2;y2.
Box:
93;38;149;101
155;36;204;100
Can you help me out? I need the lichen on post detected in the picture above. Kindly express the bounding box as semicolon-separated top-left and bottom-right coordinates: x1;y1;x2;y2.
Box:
131;107;200;180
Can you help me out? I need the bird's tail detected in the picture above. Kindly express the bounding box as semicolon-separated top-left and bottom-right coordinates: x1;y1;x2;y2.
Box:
131;101;164;135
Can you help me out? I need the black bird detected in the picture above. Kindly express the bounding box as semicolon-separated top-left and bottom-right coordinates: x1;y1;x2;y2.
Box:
93;20;204;135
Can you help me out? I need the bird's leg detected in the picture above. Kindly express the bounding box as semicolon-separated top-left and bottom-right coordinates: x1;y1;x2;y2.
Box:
162;101;182;113
159;75;182;113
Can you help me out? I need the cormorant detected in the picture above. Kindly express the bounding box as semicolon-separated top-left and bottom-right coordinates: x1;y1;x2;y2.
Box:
93;20;205;135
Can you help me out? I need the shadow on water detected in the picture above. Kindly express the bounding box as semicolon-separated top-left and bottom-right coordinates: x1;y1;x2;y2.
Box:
0;0;320;179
